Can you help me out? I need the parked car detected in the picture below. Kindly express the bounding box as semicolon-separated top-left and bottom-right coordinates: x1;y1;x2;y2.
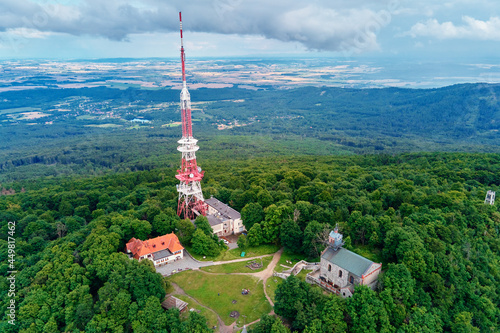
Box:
222;239;229;245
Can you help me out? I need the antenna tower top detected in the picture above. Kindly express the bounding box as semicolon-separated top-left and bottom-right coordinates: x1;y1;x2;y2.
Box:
179;12;186;85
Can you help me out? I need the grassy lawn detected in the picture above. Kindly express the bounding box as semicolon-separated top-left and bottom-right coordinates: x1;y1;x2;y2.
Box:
169;270;272;325
229;244;281;258
174;295;219;331
295;268;312;282
165;278;175;294
265;276;283;303
184;246;241;262
185;244;280;262
200;256;272;274
275;251;313;273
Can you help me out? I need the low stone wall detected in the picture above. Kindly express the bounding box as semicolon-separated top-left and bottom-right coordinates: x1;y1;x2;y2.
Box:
274;261;320;280
291;260;320;275
273;272;290;279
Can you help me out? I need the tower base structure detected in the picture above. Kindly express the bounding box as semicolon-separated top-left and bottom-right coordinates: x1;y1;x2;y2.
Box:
176;182;207;220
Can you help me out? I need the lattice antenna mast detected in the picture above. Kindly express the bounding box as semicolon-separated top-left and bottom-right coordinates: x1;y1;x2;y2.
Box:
175;12;207;219
179;12;191;138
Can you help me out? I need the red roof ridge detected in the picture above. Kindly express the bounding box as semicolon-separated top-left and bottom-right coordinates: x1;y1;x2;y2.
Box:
126;232;184;258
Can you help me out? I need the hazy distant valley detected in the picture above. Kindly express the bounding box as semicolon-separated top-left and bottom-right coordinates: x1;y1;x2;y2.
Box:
1;58;500;185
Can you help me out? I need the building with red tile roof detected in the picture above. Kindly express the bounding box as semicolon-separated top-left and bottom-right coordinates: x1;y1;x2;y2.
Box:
125;232;184;267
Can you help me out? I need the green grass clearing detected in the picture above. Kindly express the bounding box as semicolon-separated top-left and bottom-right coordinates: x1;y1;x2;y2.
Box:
168;270;272;325
229;244;281;258
200;256;272;274
162;122;182;127
275;251;312;273
295;268;314;282
185;243;280;262
165;278;175;294
265;276;283;303
174;295;219;331
184;246;241;262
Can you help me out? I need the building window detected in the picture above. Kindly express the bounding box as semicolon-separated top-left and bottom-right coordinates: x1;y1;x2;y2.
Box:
328;264;331;272
339;270;342;278
350;276;354;284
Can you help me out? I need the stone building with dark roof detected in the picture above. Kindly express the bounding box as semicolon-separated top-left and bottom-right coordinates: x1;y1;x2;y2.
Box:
308;227;381;298
204;196;245;236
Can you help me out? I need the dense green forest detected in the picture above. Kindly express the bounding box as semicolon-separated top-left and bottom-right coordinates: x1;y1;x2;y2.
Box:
0;153;499;332
1;82;500;331
1;83;500;184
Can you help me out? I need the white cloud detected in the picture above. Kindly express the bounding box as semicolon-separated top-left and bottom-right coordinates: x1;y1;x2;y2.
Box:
3;0;499;58
0;0;398;53
408;16;500;40
6;28;52;39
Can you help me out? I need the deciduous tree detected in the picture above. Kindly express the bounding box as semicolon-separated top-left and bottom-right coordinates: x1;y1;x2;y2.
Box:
280;218;302;252
242;202;265;230
191;229;221;257
176;218;195;245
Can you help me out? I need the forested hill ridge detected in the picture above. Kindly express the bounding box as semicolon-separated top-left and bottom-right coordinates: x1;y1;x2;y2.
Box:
1;83;500;183
0;153;499;332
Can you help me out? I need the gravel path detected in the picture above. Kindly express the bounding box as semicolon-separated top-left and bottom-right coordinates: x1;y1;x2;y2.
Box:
259;248;283;307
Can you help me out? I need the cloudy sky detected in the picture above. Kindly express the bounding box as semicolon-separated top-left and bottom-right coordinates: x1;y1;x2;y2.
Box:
0;0;499;61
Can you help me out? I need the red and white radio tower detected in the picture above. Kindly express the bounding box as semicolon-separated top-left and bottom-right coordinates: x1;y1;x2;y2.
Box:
175;12;207;219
